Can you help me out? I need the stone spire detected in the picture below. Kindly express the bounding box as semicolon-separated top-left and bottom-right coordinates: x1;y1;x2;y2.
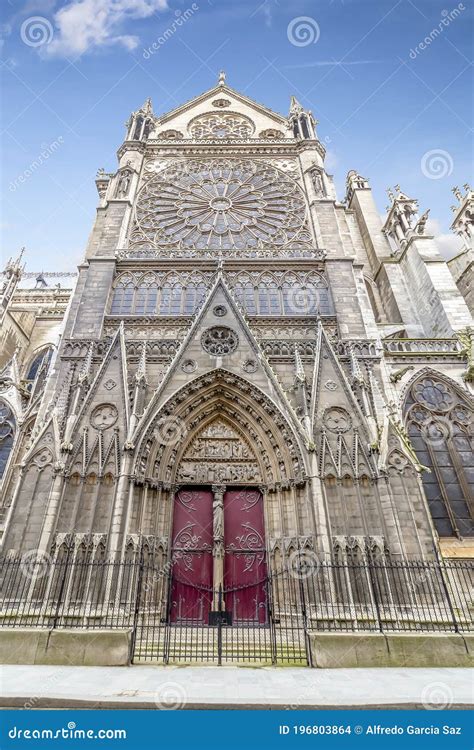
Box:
1;248;25;323
288;96;316;140
382;185;421;253
451;184;473;249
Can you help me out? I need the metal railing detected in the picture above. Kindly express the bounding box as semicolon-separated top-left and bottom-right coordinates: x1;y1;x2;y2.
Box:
0;555;472;664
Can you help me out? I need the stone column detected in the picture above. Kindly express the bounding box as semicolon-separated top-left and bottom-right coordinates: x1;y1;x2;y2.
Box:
211;484;226;610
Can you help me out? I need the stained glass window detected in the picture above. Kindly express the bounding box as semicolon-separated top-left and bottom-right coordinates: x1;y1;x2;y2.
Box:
406;377;474;538
129;159;312;252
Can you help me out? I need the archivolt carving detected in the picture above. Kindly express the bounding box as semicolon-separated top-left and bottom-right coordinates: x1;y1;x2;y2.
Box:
134;370;306;486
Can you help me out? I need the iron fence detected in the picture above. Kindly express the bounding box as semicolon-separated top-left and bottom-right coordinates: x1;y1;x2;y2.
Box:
0;554;472;665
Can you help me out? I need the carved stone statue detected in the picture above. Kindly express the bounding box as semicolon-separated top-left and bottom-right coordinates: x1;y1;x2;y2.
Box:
116;170;132;198
310;169;325;197
213;495;224;541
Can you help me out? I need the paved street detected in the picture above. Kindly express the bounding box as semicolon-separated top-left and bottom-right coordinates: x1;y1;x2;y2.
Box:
1;665;472;709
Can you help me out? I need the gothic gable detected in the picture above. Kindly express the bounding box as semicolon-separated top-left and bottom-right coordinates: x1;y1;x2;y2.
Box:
153;80;288;140
134;276;306;451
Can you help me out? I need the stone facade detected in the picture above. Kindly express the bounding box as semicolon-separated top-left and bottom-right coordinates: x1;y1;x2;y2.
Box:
1;76;473;572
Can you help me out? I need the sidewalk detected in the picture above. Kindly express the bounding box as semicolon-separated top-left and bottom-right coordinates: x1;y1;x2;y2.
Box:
1;665;472;709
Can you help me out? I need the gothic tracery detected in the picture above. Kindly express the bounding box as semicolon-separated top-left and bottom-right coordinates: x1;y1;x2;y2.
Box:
129;159;312;252
188;112;254;139
405;375;474;538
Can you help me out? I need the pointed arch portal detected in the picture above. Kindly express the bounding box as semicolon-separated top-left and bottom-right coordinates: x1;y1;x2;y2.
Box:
170;417;267;623
134;370;307;625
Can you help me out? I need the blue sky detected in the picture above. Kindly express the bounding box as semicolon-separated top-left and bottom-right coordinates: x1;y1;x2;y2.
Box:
1;0;473;271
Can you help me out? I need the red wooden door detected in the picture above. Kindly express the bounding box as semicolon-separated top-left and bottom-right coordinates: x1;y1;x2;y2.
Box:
223;489;267;623
170;488;213;623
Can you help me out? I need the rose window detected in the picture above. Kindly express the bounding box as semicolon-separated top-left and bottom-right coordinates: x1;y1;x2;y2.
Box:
130;159;311;251
412;378;456;412
201;326;239;356
188;113;254;139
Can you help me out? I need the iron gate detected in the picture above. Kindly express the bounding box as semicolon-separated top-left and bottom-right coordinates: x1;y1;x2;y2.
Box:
132;561;310;666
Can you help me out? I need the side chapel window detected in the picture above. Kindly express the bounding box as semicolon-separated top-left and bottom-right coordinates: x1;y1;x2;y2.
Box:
406;377;474;538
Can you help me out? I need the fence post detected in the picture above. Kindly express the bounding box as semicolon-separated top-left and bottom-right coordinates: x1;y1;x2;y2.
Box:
129;543;145;663
298;566;313;667
267;574;277;665
367;559;383;633
51;544;73;630
163;564;174;665
217;584;223;666
437;561;459;633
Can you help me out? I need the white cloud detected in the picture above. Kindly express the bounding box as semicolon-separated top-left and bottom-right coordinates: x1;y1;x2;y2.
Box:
426;218;462;260
44;0;168;58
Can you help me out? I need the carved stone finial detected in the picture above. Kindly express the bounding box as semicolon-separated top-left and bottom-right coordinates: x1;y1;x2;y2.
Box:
218;70;226;86
415;209;430;235
142;97;153;115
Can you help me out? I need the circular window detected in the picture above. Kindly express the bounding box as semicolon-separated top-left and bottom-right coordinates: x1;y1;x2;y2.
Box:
131;158;310;252
201;326;239;356
213;305;227;317
412;378;456;412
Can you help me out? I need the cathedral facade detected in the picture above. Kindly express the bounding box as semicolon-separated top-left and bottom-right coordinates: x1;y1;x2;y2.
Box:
1;75;473;615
